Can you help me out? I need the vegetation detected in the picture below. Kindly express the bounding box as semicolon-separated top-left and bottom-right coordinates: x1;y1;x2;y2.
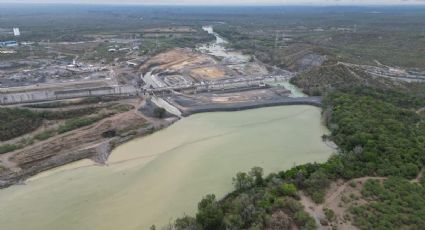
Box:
351;177;425;229
0;103;133;155
322;89;425;179
33;130;56;141
172;85;425;229
2;5;425;229
0;108;43;141
212;7;425;69
23;96;125;108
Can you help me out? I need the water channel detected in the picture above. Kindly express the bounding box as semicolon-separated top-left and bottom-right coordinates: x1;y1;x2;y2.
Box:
0;26;331;230
0;106;333;230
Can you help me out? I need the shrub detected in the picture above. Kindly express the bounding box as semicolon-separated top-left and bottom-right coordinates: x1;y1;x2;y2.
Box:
175;216;201;230
58;116;101;134
294;211;317;230
232;172;254;191
323;208;336;221
196;194;224;230
34;130;56;141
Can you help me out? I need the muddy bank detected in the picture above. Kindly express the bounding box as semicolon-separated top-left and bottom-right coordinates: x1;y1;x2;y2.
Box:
0;111;178;189
0;105;333;230
177;96;322;116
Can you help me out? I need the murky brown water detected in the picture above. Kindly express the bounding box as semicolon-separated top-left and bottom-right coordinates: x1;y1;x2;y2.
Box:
0;106;333;230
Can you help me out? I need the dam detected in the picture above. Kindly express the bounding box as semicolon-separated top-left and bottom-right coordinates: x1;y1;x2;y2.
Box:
0;105;333;230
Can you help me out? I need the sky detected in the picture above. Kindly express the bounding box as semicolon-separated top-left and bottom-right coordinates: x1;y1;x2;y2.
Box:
1;0;425;5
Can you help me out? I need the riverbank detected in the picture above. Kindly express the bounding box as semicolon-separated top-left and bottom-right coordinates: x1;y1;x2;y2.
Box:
0;94;319;189
179;96;322;116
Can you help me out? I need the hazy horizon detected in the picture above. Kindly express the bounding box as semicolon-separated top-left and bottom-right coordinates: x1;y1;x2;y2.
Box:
1;0;425;6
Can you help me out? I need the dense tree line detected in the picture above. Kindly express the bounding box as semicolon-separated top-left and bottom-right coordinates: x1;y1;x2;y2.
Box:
351;177;425;229
322;91;424;179
165;167;316;230
23;96;125;108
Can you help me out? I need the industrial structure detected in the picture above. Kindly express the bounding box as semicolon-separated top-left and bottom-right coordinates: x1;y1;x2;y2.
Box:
13;28;20;36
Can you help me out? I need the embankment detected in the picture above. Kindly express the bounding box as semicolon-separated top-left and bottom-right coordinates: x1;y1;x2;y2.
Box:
179;96;322;116
0;111;177;189
0;85;138;105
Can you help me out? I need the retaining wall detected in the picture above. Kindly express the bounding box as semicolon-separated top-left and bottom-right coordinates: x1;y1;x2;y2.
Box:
0;85;138;105
180;97;323;117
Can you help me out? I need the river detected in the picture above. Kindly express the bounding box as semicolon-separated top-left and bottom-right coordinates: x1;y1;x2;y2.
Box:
0;106;333;230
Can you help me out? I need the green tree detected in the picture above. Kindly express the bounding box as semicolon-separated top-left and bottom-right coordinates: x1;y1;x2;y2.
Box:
175;215;201;230
153;107;166;118
233;172;254;191
294;211;317;230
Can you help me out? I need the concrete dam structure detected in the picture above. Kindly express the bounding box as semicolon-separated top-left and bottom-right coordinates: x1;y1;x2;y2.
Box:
0;85;138;105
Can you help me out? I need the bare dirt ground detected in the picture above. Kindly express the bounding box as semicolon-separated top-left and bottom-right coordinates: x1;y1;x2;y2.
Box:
142;26;195;33
171;88;290;108
411;168;424;183
300;168;425;230
417;107;425;115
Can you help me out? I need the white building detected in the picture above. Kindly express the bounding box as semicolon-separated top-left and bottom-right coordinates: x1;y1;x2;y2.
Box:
13;28;20;36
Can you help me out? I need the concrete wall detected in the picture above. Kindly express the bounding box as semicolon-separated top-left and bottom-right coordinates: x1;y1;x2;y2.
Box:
151;96;182;117
179;97;323;117
0;85;138;105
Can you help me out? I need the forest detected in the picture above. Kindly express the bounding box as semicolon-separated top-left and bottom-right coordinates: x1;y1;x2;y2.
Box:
0;107;100;142
351;177;425;229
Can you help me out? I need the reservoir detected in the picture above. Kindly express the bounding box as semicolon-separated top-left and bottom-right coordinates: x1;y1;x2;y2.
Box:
0;105;333;230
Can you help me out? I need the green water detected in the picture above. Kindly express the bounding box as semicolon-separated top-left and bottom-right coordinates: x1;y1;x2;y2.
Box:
0;106;333;230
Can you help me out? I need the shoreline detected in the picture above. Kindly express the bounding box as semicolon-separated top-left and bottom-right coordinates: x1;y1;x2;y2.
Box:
179;96;322;116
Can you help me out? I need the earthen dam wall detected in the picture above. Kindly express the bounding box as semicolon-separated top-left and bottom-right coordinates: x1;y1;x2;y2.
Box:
0;85;138;105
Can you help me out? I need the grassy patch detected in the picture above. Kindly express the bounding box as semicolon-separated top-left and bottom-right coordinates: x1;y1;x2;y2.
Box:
0;144;19;154
57;116;102;134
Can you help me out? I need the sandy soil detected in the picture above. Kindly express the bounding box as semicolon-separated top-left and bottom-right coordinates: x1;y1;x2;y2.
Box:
140;48;270;84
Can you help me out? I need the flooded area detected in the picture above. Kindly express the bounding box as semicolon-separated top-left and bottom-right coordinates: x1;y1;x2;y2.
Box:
0;105;333;230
